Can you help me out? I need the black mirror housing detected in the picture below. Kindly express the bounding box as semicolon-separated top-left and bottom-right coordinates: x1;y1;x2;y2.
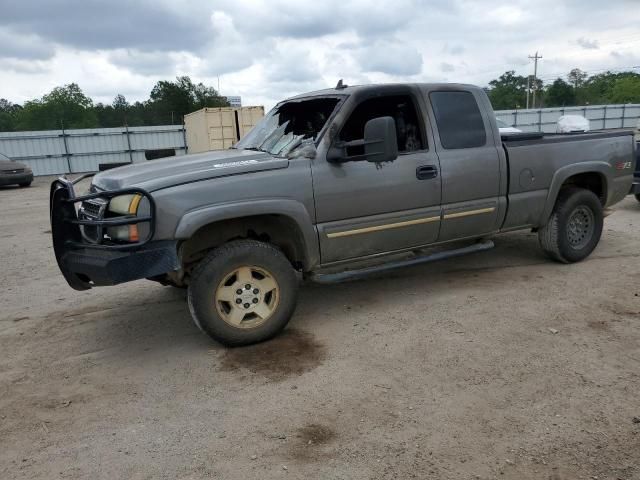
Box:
364;116;398;163
327;116;399;164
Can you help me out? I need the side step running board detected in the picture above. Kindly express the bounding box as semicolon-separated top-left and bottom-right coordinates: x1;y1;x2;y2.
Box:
311;240;494;284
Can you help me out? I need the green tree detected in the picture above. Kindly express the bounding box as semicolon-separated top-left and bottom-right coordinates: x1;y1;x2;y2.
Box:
0;99;21;132
148;76;228;124
14;83;98;131
545;78;576;107
112;94;129;110
487;71;541;109
578;71;640;104
608;75;640;104
567;68;588;89
93;94;134;127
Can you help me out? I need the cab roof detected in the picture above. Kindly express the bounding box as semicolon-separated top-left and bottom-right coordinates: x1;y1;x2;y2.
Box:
285;82;480;102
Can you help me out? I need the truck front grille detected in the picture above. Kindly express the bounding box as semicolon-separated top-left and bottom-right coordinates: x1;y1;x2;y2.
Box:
79;199;107;243
81;200;102;217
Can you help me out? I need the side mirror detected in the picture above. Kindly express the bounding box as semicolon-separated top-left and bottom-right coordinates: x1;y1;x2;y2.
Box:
326;116;399;164
363;116;398;163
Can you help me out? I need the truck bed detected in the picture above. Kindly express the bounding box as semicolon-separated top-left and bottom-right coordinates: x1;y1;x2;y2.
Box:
500;129;635;231
501;129;633;145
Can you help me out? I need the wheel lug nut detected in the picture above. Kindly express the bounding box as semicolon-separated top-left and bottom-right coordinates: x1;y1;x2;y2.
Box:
235;298;242;304
252;298;258;304
245;284;251;289
236;289;243;295
244;303;250;309
253;288;259;294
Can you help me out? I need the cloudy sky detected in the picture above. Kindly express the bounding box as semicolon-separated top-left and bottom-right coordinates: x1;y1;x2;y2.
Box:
1;0;639;109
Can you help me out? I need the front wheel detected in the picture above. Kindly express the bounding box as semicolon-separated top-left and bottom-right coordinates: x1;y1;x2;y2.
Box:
187;239;299;346
538;187;603;263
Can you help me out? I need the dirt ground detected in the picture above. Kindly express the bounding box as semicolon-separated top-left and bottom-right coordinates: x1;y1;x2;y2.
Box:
1;177;639;480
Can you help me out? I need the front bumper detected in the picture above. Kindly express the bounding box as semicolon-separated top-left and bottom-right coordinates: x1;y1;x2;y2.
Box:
58;240;179;288
0;172;33;186
50;175;179;290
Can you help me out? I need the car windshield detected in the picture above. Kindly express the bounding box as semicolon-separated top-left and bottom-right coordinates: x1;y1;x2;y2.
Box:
0;152;10;161
235;97;341;158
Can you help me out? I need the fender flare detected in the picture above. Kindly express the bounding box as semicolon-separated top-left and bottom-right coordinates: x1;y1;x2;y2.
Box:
174;199;319;269
540;161;611;223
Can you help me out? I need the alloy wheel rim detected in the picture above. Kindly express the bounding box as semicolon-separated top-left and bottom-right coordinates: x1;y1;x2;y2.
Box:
567;206;595;249
215;265;279;329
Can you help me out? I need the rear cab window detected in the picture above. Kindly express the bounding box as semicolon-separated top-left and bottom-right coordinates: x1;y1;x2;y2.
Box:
430;91;486;149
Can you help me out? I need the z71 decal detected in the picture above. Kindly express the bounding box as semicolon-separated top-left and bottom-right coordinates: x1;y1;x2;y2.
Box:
615;161;633;170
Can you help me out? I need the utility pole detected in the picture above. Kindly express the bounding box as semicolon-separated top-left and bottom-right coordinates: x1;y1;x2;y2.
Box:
526;75;531;109
528;51;542;108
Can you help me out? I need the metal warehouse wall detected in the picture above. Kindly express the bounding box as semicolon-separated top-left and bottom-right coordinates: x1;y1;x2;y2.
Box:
495;104;640;133
0;125;187;176
2;104;639;175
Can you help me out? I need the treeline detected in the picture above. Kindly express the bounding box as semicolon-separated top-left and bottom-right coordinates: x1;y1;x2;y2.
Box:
0;76;228;132
2;69;640;132
487;68;640;110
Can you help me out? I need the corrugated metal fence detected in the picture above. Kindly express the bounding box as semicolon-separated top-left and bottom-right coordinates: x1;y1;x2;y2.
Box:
495;104;640;133
2;103;640;176
0;125;187;176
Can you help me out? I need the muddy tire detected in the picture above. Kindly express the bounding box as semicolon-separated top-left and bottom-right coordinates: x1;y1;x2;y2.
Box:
19;182;31;188
538;187;603;263
187;239;299;346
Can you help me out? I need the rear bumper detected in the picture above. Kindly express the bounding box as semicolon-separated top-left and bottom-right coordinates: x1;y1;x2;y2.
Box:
58;240;179;288
0;172;33;186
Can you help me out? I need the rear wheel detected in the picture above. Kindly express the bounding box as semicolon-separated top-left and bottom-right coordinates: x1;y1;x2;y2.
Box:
187;239;298;346
538;187;603;263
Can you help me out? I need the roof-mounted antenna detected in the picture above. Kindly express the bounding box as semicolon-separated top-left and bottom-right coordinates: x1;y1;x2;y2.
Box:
335;79;348;90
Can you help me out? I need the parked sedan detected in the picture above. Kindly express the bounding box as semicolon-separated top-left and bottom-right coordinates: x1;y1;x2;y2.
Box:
0;153;33;187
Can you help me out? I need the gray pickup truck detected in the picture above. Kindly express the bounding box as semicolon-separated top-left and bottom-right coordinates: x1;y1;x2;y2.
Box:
50;83;636;345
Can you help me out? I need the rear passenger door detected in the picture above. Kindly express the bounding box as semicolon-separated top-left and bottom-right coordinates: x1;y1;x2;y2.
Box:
427;90;503;242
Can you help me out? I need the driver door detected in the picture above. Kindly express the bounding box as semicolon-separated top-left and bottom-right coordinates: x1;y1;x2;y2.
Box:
311;90;442;264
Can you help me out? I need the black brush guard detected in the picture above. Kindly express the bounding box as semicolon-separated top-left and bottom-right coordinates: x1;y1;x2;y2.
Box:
50;174;179;290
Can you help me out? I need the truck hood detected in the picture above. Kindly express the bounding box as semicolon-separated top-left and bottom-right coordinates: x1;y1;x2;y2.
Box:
92;149;289;192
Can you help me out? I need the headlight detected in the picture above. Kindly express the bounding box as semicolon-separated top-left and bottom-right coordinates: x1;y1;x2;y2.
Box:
107;194;143;242
108;194;142;215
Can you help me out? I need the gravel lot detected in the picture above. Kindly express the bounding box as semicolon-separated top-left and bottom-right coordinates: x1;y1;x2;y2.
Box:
1;177;640;480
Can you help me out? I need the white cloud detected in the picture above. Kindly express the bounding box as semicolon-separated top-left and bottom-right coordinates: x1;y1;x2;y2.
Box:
354;41;423;76
440;62;455;73
576;37;600;50
0;0;639;109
